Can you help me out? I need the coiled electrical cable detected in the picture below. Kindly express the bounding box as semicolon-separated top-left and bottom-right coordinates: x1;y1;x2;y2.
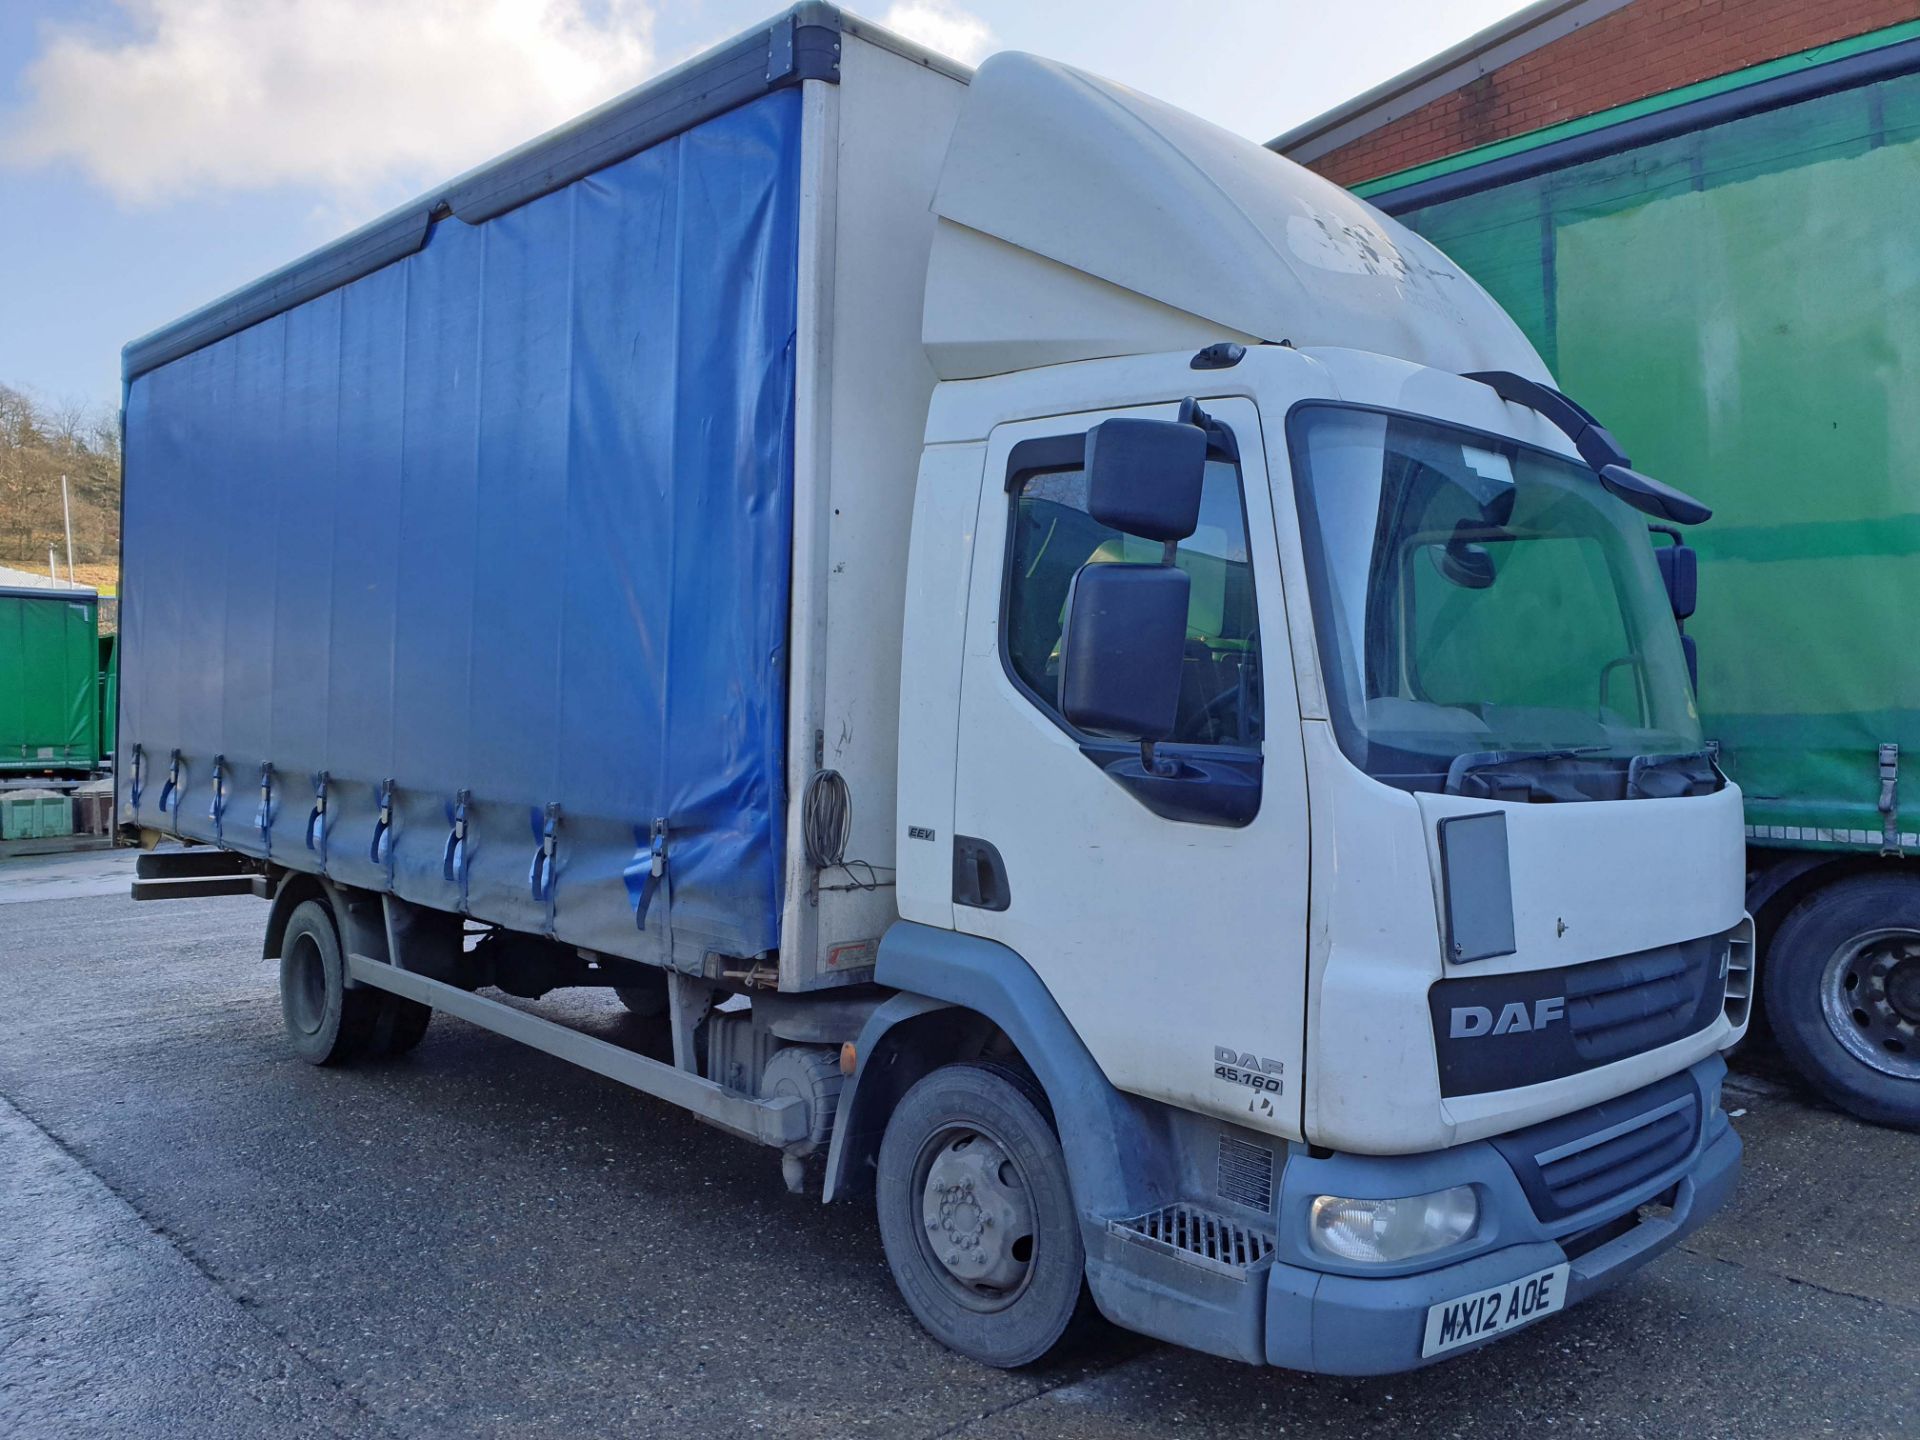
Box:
803;768;851;870
802;768;891;895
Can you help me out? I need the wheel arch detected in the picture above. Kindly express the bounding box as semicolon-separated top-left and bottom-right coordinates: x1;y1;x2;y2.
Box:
262;871;390;969
262;871;330;960
1749;848;1920;952
822;923;1169;1217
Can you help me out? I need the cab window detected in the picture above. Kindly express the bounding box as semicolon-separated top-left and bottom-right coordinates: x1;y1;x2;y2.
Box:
1003;455;1262;746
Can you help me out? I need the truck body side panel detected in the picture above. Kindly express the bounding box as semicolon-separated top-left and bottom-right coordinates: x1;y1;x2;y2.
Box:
1381;64;1920;852
778;43;968;988
121;91;803;963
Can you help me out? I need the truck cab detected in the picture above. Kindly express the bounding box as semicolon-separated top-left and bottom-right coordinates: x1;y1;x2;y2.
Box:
864;51;1751;1374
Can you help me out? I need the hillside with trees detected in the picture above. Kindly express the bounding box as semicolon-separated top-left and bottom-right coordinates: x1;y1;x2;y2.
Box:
0;382;121;589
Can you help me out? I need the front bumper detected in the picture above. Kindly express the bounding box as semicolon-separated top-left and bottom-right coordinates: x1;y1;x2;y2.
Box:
1264;1103;1738;1373
1084;1055;1740;1375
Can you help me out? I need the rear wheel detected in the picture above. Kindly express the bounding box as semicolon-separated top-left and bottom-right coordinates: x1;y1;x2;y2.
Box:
279;900;379;1065
875;1063;1091;1367
1766;873;1920;1129
367;992;433;1056
278;899;432;1062
614;972;669;1018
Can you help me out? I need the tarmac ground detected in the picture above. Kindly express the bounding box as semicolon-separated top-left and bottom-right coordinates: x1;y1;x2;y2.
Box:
1;847;1915;1438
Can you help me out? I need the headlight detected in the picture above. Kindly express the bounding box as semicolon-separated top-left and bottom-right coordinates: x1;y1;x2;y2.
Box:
1308;1186;1479;1264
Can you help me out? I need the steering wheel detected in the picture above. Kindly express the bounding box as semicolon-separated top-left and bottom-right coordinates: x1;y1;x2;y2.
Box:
1199;683;1249;741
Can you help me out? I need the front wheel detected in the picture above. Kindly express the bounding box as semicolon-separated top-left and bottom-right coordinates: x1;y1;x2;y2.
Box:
875;1063;1091;1367
1766;873;1920;1129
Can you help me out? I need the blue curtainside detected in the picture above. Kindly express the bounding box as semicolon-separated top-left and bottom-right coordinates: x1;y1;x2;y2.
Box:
120;89;802;963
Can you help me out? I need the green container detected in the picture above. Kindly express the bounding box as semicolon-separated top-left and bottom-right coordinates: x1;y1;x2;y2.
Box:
0;588;100;774
1;792;74;840
1385;65;1920;852
99;631;118;759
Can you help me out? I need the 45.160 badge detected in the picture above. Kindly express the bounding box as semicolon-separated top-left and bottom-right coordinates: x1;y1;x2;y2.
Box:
1213;1046;1285;1114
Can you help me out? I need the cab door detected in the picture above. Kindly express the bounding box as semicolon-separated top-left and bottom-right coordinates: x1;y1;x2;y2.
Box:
949;397;1309;1138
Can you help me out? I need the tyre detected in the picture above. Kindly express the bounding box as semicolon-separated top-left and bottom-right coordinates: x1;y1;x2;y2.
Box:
278;899;381;1066
1765;873;1920;1130
876;1063;1092;1367
366;993;433;1056
615;974;669;1018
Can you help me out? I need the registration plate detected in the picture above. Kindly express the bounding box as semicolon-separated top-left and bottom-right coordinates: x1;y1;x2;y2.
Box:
1420;1263;1569;1358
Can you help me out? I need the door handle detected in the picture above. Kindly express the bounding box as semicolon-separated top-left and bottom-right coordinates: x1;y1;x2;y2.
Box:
952;835;1011;912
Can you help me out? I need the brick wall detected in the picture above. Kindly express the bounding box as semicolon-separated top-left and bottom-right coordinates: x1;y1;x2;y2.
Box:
1309;0;1920;187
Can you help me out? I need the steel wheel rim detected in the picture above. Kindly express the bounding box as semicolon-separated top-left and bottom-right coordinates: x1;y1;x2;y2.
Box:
911;1122;1039;1312
286;931;329;1037
1820;927;1920;1081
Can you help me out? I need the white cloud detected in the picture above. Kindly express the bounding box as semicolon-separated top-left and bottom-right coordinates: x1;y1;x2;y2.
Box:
880;2;993;66
3;0;659;207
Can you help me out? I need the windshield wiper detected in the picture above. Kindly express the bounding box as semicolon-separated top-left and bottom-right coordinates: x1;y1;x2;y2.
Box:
1626;749;1722;799
1444;747;1609;798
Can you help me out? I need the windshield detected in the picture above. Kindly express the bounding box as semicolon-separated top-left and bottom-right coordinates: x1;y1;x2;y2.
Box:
1288;404;1707;799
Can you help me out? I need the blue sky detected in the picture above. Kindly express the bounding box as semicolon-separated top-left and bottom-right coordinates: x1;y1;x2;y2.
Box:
0;0;1530;411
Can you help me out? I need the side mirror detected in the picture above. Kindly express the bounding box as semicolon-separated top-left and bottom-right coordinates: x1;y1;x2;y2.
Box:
1084;417;1206;542
1058;564;1190;743
1655;542;1697;621
1650;530;1699;692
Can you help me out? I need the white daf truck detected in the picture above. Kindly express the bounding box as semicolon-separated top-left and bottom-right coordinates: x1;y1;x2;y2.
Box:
119;5;1751;1375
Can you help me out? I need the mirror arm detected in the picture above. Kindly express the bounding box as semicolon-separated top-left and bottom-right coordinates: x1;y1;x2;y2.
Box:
1136;538;1182;776
1176;397;1240;463
1138;737;1188;778
1463;370;1711;525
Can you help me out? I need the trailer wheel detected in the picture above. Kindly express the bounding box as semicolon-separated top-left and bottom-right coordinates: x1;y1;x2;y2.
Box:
876;1063;1091;1367
1766;873;1920;1130
278;899;380;1066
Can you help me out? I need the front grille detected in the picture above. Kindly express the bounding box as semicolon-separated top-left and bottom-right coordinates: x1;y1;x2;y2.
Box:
1565;943;1716;1065
1217;1136;1275;1212
1430;931;1730;1096
1491;1071;1701;1223
1110;1204;1276;1279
